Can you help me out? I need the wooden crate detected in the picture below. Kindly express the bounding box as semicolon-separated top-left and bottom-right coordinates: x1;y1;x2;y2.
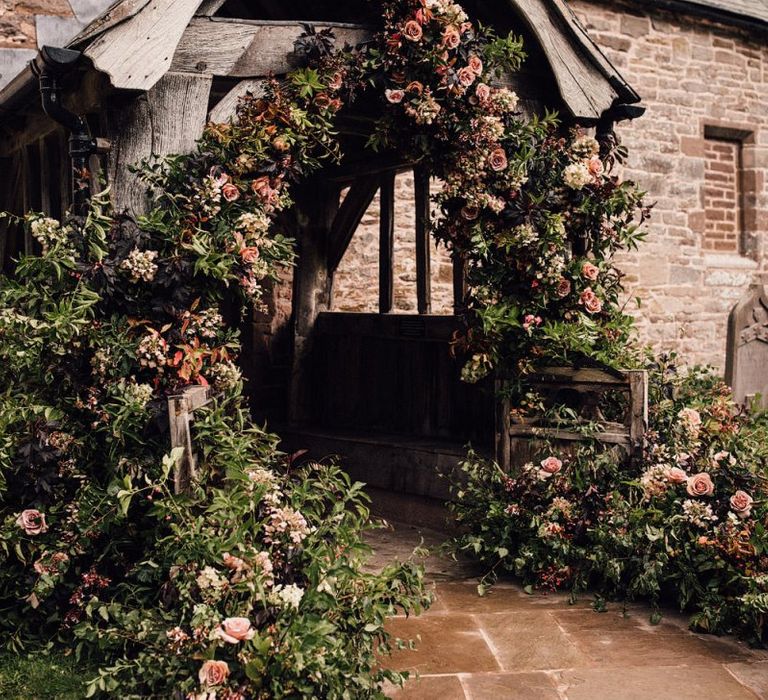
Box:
495;366;648;472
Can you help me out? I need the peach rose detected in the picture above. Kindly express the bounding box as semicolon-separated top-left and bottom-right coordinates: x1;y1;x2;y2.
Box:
730;490;753;519
587;156;604;177
488;148;508;172
457;66;476;88
385;89;405;104
581;262;599;281
556;278;572;298
16;509;47;535
403;20;423;41
405;81;424;95
475;83;491;102
328;71;344;90
539;456;562;478
221;183;240;202
461;205;479;221
217;617;255;644
314;93;331;109
251;176;280;209
686;472;714;497
442;25;461;49
468;55;484;75
665;467;688;484
199;659;229;687
579;288;603;314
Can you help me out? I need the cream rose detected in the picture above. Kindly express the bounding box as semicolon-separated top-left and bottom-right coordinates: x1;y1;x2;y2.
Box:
581;262;599;281
217;617;255;644
686;472;715;497
488;147;508;172
475;83;491;102
729;490;753;519
587;155;604;177
199;660;229;687
665;467;688;484
538;456;562;479
385;89;405;104
16;509;48;536
403;20;423;41
457;66;476;88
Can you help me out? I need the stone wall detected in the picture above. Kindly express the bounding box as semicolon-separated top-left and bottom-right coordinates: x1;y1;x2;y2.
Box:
332;0;768;371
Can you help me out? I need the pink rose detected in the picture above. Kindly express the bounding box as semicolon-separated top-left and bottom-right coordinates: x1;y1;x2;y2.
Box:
251;176;280;210
665;467;688;484
556;278;572;298
581;262;599;281
199;660;229;687
385;89;405;104
579;288;603;314
461;205;479;221
221;183;240;202
209;166;229;186
730;490;753;519
457;66;476;88
402;20;423;41
686;472;715;497
488;148;508;172
442;26;461;50
217;617;255;644
468;55;484;75
587;156;604;177
16;509;47;535
539;456;562;478
475;83;491;102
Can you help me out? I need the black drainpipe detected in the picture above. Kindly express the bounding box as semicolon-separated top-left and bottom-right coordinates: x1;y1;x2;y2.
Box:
30;46;97;218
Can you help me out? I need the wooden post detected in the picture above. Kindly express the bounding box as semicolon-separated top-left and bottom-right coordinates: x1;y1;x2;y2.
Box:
288;181;341;426
168;385;212;494
379;172;395;314
414;166;431;315
494;378;511;471
452;255;465;315
627;369;648;462
106;71;212;217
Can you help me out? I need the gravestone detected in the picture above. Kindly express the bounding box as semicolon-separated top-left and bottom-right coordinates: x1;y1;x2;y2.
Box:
725;275;768;410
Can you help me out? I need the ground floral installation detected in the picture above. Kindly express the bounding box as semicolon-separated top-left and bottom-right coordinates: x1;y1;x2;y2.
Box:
451;358;768;644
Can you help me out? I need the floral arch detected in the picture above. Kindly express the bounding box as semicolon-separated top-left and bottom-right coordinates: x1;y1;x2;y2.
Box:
0;1;766;698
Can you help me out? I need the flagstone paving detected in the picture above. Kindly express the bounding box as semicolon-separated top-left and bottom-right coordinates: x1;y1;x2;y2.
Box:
365;514;768;700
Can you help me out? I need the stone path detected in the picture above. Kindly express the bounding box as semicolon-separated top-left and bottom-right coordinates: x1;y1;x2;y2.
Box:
365;515;768;700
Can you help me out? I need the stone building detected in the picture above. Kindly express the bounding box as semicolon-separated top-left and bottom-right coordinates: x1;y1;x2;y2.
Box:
1;0;767;370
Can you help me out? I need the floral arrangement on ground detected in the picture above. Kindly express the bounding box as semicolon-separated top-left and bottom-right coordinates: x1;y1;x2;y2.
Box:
451;356;768;644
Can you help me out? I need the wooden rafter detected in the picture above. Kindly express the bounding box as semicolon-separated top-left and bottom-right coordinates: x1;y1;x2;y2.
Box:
171;18;371;78
327;175;379;273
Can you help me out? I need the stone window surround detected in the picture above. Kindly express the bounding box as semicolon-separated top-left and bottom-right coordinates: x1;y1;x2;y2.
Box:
700;120;761;266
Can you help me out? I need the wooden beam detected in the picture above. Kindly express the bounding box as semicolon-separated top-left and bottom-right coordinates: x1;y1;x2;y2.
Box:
195;0;227;15
414;166;431;315
288;182;340;426
208;78;264;123
323;154;416;184
379;172;395;314
84;0;202;92
327;175;379;273
171;18;371;78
